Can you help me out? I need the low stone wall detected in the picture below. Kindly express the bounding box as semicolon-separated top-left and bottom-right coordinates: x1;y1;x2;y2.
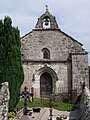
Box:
80;86;90;120
0;82;10;120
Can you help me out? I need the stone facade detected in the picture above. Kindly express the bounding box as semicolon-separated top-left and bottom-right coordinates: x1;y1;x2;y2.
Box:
80;87;90;120
21;8;89;98
0;82;10;120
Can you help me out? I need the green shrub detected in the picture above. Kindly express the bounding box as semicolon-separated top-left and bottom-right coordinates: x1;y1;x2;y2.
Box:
8;111;16;118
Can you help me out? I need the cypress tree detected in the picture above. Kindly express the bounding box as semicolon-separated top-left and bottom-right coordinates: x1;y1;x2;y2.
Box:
0;20;4;83
0;16;24;111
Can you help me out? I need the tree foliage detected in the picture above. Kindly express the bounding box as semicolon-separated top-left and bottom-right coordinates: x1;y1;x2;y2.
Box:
0;16;24;111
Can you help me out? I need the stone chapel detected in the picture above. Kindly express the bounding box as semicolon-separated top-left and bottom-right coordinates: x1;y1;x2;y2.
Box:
21;7;89;98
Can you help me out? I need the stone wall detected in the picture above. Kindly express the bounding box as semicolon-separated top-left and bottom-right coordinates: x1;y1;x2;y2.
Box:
21;62;68;97
71;53;89;94
0;82;10;120
21;30;85;61
80;87;90;120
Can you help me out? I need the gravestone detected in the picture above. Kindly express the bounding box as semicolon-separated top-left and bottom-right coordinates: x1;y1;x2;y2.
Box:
0;82;10;120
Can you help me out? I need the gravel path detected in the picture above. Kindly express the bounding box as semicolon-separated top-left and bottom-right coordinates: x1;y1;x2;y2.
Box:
13;107;80;120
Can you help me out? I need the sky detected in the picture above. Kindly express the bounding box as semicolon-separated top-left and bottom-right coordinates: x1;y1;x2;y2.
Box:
0;0;90;64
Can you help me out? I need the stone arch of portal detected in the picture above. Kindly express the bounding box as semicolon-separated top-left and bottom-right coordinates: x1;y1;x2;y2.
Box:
33;66;58;98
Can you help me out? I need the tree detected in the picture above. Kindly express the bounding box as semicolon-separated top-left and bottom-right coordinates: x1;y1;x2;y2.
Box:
0;16;24;111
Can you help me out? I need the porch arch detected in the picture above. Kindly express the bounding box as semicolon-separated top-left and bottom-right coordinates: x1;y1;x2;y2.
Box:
33;66;58;97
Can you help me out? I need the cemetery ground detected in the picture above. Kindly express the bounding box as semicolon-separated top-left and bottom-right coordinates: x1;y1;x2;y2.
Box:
8;98;80;120
16;98;77;111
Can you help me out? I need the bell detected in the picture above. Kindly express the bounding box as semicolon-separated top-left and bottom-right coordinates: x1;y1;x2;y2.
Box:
45;21;49;26
45;18;49;26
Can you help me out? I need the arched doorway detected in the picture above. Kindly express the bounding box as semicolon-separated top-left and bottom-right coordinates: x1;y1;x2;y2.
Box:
40;72;52;98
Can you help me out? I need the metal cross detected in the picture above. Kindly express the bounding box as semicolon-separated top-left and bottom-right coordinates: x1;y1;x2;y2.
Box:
20;86;33;115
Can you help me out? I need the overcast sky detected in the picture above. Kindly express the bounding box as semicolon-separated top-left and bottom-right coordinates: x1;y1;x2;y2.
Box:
0;0;90;64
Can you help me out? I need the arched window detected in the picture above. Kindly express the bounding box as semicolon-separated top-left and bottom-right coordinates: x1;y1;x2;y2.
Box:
42;48;50;59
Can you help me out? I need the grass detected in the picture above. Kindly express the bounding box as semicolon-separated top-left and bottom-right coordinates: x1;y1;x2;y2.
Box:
53;101;76;111
16;98;49;107
16;98;77;111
